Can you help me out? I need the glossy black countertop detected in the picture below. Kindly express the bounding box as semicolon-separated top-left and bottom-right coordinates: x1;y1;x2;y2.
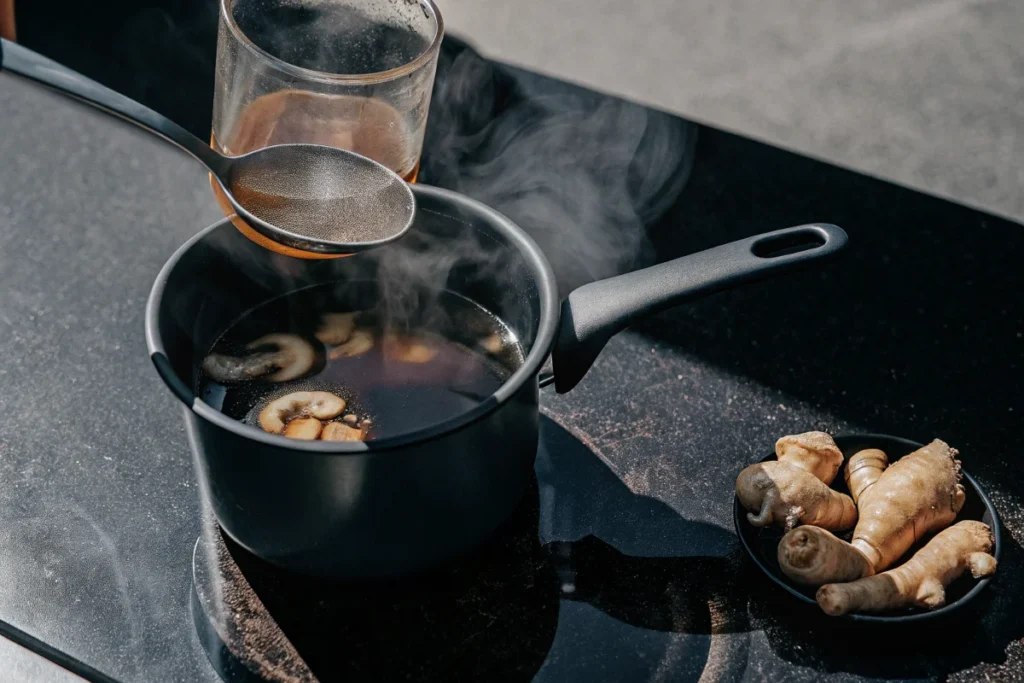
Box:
0;38;1021;682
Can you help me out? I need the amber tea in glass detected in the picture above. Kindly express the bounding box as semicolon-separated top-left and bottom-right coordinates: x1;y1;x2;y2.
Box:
212;0;443;257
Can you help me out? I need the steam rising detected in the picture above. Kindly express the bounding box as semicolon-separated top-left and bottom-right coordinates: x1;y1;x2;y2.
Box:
372;224;507;334
204;39;697;349
231;0;436;75
362;41;697;333
423;42;696;292
171;36;697;634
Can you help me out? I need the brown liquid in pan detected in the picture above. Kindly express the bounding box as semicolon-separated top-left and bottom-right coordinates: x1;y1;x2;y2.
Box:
198;285;524;441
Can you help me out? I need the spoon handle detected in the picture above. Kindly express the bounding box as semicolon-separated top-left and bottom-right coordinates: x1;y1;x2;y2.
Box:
0;38;227;175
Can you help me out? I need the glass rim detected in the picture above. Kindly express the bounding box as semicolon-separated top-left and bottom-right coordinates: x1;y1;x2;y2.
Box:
220;0;444;85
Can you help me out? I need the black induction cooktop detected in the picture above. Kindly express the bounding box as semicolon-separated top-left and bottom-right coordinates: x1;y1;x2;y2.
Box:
188;415;743;683
1;36;1021;683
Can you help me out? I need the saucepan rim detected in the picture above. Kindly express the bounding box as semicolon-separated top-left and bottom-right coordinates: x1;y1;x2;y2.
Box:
145;185;560;454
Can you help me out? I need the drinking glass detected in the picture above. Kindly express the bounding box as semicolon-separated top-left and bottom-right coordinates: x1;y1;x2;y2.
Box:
211;0;443;256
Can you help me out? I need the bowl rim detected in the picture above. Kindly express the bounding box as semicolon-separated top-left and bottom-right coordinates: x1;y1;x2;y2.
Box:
733;432;1002;624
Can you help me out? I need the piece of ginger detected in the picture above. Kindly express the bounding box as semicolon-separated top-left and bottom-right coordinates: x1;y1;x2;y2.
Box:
844;448;888;504
736;462;857;530
736;432;856;531
815;520;996;615
778;439;966;586
775;431;845;483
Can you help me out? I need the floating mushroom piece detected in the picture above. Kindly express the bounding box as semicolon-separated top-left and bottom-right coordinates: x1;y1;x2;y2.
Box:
480;333;504;355
316;312;359;346
321;422;365;442
327;329;374;360
248;334;317;382
283;417;323;440
383;333;438;363
202;351;281;383
202;333;316;384
259;391;347;434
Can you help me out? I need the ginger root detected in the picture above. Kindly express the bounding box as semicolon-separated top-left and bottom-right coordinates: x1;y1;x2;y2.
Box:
736;432;855;530
737;462;857;530
816;520;996;615
779;439;965;586
775;431;844;483
844;448;888;504
776;526;875;585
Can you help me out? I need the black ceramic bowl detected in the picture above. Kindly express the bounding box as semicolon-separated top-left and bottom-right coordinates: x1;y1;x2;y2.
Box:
734;433;1002;623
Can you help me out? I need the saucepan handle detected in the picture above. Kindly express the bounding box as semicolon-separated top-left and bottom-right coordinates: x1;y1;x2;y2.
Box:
551;223;848;393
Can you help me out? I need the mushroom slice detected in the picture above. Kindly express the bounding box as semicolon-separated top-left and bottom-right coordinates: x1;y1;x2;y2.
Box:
479;333;504;355
283;417;323;440
383;334;438;364
247;333;316;382
259;391;346;434
327;329;374;360
316;312;359;345
202;352;281;383
321;422;365;442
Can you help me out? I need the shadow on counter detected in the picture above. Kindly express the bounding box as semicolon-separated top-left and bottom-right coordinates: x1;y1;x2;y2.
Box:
198;415;754;682
424;35;1024;679
546;405;1023;679
627;111;1024;679
748;529;1024;678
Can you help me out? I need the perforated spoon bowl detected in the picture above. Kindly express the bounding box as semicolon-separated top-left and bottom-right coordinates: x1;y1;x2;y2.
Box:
0;38;415;255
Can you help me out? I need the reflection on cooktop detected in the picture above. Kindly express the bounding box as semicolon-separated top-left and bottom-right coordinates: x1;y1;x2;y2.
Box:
191;416;753;683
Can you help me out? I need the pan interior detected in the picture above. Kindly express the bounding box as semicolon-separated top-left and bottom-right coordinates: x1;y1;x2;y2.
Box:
153;186;558;446
197;283;524;441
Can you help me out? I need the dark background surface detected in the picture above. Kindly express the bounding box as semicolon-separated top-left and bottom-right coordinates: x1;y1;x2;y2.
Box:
13;0;1024;227
16;0;220;139
1;13;1022;683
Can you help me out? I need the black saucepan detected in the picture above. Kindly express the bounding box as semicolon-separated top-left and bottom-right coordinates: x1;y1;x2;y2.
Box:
146;185;847;578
